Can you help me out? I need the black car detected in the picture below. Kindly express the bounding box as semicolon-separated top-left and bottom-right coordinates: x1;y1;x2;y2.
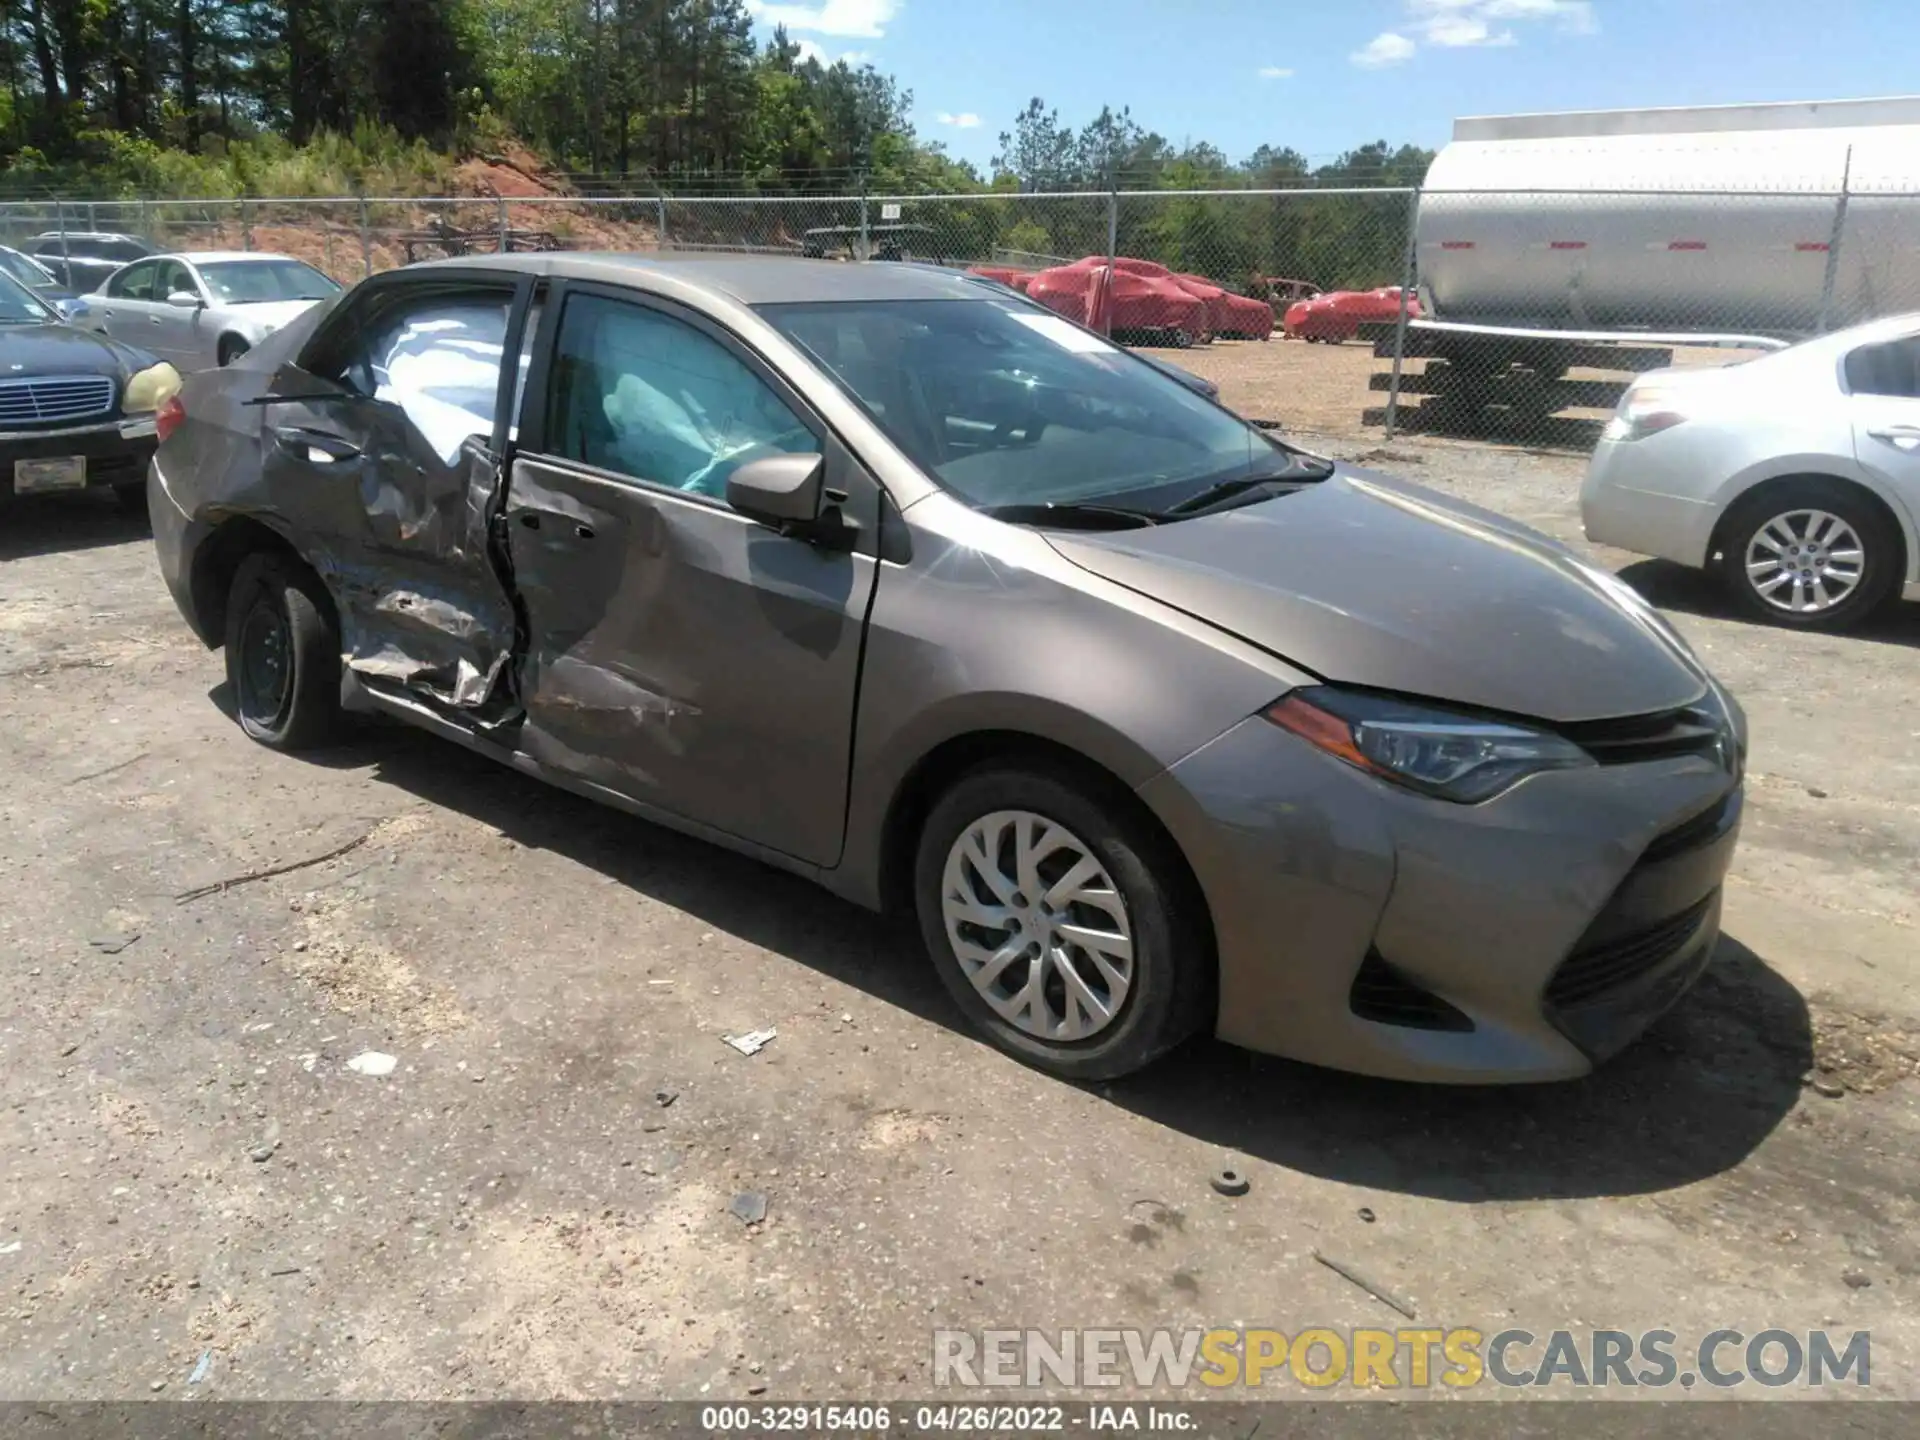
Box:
0;244;89;322
0;270;179;509
25;230;157;293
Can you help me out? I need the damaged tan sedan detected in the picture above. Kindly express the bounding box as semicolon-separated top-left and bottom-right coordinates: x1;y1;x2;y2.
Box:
150;255;1745;1084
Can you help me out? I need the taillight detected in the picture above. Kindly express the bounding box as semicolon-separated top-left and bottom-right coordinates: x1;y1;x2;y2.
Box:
156;394;186;444
1602;385;1688;443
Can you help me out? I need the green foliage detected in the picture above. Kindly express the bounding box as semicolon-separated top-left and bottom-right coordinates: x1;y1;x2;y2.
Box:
0;4;1433;289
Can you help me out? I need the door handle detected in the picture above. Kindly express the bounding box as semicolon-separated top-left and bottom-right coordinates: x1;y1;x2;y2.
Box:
1868;425;1920;451
272;425;360;463
513;512;593;540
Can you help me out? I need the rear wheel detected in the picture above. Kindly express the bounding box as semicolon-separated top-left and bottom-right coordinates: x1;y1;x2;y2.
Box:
223;551;342;750
218;335;250;366
913;763;1210;1081
1717;480;1900;632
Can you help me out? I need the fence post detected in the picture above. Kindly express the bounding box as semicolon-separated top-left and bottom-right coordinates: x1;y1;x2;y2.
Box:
57;199;69;280
1104;181;1120;337
1818;146;1853;335
240;198;252;251
1384;187;1422;441
657;192;669;252
358;197;372;278
858;172;870;263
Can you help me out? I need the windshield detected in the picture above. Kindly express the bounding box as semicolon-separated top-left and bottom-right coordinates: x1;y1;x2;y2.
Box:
758;297;1283;510
0;249;56;292
198;259;340;305
0;269;56;324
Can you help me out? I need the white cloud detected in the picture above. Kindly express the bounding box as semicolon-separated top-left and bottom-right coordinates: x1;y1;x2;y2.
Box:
790;37;870;65
936;112;982;129
1258;65;1295;79
1351;32;1417;68
1421;12;1514;46
749;0;899;38
1357;2;1595;65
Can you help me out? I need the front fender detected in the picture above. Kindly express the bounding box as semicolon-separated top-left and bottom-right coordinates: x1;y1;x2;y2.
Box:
829;508;1310;910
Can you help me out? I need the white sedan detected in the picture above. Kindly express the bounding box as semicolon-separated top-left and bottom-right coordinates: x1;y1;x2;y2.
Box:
84;251;340;372
1583;314;1920;631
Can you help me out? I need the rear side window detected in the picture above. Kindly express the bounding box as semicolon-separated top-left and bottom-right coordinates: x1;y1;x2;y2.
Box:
544;294;817;499
110;239;152;262
1845;338;1920;399
304;285;512;463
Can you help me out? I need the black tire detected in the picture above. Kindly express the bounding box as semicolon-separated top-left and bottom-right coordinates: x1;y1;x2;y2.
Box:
1716;479;1901;632
223;551;342;750
218;335;250;366
913;762;1211;1081
111;481;148;516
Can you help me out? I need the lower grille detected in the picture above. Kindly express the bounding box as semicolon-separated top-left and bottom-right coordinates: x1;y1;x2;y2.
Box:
1546;893;1717;1009
1350;951;1474;1032
0;374;116;426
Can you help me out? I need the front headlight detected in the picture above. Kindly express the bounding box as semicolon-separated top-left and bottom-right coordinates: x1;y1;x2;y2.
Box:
1264;687;1594;803
123;362;182;414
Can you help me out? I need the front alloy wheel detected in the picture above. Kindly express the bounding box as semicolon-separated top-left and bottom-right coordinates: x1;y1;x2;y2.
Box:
940;810;1135;1043
913;763;1211;1080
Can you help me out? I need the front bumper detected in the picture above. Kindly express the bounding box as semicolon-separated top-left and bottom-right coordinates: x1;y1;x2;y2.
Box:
1140;715;1743;1083
0;415;158;495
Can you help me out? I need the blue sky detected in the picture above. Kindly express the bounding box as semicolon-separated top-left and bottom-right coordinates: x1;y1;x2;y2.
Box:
745;1;1918;172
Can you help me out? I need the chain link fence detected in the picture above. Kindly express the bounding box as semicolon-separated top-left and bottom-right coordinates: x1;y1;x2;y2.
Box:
4;182;1919;453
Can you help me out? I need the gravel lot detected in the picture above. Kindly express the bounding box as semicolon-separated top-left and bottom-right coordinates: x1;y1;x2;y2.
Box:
2;429;1917;1407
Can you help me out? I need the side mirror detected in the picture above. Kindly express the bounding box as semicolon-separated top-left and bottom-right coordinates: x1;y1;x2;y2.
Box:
166;290;203;309
726;452;826;527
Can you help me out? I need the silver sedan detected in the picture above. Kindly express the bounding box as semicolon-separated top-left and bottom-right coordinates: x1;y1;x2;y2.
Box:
84;251;340;372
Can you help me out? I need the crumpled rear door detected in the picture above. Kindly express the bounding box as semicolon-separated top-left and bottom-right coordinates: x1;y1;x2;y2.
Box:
251;277;531;713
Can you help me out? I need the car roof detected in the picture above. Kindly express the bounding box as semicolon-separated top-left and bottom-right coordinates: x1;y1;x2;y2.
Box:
415;252;985;305
172;251;302;265
26;231;146;244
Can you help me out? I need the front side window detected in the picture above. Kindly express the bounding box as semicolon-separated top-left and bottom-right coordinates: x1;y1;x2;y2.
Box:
108;261;158;300
1845;337;1920;400
758;297;1270;510
156;261;195;301
306;286;512;463
110;239;154;263
546;294;817;499
199;259;339;305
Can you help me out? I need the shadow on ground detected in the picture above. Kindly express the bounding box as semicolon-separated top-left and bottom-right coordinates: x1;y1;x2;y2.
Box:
311;715;1812;1207
1618;557;1920;649
0;490;150;561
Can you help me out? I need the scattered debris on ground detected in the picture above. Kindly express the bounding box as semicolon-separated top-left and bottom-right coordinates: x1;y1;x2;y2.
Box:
1312;1249;1417;1320
723;1028;777;1057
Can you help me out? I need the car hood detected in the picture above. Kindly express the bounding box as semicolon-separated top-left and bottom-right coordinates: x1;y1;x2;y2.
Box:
1044;465;1708;724
0;320;152;377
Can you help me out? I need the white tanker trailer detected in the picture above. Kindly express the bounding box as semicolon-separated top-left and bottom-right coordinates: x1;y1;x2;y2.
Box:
1372;96;1920;433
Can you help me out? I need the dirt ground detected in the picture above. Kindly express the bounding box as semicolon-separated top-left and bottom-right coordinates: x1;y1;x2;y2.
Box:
2;436;1918;1408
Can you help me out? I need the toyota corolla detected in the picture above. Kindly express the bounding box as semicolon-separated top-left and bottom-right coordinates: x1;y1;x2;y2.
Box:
148;256;1746;1082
